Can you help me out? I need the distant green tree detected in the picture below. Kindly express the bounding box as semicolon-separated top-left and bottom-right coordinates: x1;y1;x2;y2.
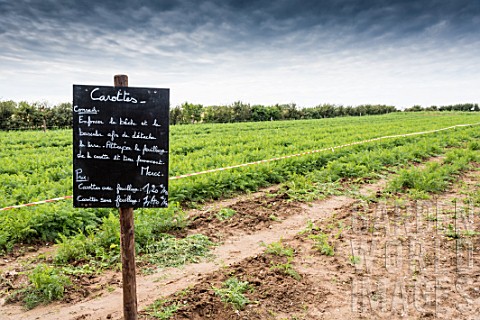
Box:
334;105;345;117
231;101;251;122
343;106;354;116
181;102;203;123
251;105;269;121
0;100;16;129
279;103;300;119
49;102;72;127
215;105;233;123
404;105;424;112
202;105;231;123
15;101;41;128
170;106;183;125
317;104;335;118
266;105;281;120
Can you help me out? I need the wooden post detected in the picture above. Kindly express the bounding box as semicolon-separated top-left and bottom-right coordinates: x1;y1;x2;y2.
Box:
115;74;129;87
114;74;137;320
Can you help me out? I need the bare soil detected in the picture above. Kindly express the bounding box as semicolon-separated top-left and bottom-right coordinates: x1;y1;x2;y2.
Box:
1;169;480;320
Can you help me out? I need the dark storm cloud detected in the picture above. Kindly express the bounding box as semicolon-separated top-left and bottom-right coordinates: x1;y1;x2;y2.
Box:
2;0;478;59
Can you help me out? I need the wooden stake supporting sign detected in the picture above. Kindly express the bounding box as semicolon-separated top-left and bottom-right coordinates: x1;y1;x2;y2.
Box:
120;205;137;320
72;75;169;320
115;75;137;320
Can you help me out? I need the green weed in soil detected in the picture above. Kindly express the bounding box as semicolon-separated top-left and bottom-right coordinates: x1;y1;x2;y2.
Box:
213;277;253;310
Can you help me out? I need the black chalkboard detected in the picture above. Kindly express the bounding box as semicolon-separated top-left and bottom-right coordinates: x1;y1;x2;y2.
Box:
73;85;169;208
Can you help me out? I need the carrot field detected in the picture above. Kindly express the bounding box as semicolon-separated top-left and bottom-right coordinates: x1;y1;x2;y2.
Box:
1;112;480;319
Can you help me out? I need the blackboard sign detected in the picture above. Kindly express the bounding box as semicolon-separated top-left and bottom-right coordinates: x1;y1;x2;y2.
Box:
73;85;169;208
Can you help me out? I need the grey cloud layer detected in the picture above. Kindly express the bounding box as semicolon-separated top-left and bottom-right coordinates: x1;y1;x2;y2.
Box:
2;0;479;59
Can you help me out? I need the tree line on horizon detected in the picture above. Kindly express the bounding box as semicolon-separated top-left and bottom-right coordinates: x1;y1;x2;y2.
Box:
169;102;399;124
0;101;72;131
0;100;478;130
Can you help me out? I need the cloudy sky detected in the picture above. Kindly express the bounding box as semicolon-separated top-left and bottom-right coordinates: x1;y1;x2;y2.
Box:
1;0;479;108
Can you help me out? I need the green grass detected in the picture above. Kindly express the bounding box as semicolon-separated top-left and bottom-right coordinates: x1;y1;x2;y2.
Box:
139;234;214;268
7;264;71;309
309;233;335;256
213;277;253;310
215;208;237;221
270;257;301;280
349;255;361;265
300;221;335;256
144;299;181;320
264;241;294;257
53;203;189;268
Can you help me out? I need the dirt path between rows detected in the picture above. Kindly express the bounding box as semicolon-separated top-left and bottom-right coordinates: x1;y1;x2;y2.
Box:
2;183;377;320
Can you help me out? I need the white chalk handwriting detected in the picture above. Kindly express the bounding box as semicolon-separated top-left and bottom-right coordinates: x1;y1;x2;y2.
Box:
74;106;99;114
90;88;146;104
